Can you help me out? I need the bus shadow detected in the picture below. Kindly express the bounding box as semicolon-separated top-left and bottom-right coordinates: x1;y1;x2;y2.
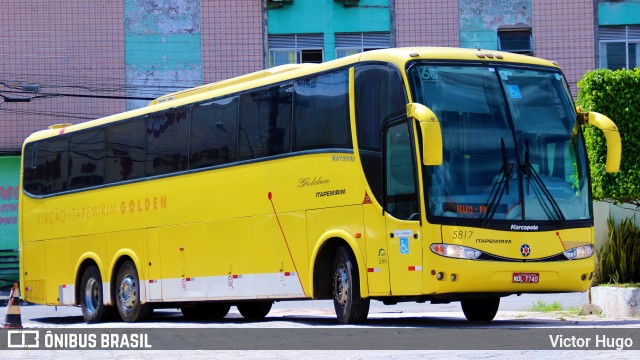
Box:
28;310;640;328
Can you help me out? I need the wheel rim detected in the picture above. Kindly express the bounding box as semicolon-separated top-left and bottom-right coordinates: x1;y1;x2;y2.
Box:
334;263;349;305
83;278;100;313
118;274;137;310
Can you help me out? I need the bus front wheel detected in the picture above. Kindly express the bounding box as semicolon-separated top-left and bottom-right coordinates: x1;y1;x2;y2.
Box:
461;297;500;322
237;301;273;319
80;265;108;323
115;260;153;322
332;246;370;324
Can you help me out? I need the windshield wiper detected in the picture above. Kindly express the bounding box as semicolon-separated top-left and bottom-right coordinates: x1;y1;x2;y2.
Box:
482;138;513;226
522;139;567;225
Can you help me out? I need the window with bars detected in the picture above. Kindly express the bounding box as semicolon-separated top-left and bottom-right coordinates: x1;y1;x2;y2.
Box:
268;34;324;66
335;32;390;58
497;26;533;55
599;26;640;70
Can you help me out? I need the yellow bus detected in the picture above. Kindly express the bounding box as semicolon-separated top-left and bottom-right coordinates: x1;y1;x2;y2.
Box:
19;47;621;324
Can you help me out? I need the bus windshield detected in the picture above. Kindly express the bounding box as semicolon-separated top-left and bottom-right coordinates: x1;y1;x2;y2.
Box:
408;63;590;226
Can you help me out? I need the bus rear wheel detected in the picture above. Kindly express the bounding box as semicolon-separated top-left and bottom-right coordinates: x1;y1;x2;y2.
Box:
80;265;108;323
181;303;231;320
332;246;370;324
237;301;273;319
461;297;500;322
115;260;153;322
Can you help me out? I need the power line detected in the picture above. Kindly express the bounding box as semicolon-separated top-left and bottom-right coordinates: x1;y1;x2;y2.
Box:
0;90;155;101
0;108;96;121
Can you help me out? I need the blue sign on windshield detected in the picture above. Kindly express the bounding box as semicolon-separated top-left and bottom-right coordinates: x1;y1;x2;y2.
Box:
507;85;522;99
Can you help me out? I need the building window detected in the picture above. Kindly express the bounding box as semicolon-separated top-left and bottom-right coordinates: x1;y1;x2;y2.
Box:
268;34;324;66
335;32;390;58
599;26;640;70
497;26;533;55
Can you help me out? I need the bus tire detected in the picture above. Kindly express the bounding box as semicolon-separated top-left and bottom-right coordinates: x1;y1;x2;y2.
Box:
115;260;152;322
237;301;273;319
80;265;107;323
181;303;231;320
332;246;370;324
461;297;500;322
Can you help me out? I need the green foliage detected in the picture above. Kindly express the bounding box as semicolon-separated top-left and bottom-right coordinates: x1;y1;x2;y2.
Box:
527;300;563;312
596;217;640;284
577;68;640;205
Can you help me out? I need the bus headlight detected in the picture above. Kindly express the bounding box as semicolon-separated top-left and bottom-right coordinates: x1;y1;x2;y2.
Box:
431;244;482;260
563;245;594;260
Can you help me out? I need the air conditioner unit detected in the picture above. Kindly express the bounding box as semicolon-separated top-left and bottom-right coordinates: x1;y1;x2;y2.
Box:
335;0;360;7
267;0;294;8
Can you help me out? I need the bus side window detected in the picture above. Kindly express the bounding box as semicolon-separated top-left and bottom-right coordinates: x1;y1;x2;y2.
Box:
239;84;292;160
69;129;105;190
384;121;418;220
105;118;146;183
146;109;190;176
190;97;239;169
293;70;351;151
355;64;407;205
44;137;69;194
23;142;46;196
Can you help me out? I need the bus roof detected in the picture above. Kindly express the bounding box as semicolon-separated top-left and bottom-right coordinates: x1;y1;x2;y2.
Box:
24;47;559;144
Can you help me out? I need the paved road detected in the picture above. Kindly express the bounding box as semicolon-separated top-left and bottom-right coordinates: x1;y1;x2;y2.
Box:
10;291;592;327
3;291;639;359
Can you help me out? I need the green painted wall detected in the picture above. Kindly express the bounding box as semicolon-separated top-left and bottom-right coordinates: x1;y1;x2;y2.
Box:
0;156;20;250
268;0;391;61
0;155;19;290
124;0;203;110
459;0;531;50
598;1;640;25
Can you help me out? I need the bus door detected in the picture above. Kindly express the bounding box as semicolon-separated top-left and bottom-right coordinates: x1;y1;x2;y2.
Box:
383;120;422;295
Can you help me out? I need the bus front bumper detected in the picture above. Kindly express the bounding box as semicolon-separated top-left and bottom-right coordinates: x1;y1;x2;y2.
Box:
423;255;595;297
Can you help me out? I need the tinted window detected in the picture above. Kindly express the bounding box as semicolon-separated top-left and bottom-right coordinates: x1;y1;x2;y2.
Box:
356;64;406;151
239;85;292;160
44;137;69;194
385;120;418;220
355;64;407;204
23;143;45;195
190;97;238;169
293;70;351;151
105;119;146;183
69;129;105;190
146;108;189;176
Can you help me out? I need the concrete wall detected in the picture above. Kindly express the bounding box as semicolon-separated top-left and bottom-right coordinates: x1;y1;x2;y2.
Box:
593;201;640;251
598;1;640;25
458;0;531;50
124;0;203;110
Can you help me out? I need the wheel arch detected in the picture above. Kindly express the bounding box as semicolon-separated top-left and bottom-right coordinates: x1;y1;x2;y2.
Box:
309;230;369;299
108;249;146;304
74;254;105;306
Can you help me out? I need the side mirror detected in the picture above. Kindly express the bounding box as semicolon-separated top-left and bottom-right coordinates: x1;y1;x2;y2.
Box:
576;110;621;172
407;103;443;166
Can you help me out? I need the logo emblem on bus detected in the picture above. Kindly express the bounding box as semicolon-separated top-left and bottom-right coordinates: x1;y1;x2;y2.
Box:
520;244;531;257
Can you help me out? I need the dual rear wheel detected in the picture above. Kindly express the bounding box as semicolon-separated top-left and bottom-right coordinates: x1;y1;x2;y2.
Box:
79;260;152;323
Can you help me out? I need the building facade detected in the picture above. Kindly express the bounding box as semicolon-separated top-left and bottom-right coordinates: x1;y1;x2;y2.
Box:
1;0;634;152
597;0;640;70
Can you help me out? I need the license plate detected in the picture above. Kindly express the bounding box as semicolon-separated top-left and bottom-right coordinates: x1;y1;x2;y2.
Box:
512;272;539;283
